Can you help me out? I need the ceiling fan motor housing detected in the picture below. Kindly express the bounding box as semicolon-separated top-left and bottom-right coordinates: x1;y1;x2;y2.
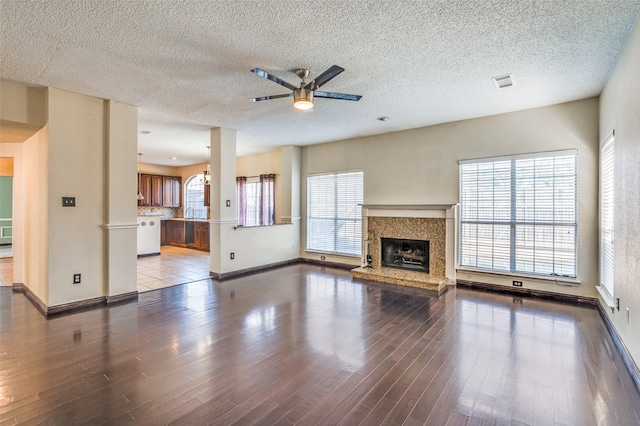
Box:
294;88;314;110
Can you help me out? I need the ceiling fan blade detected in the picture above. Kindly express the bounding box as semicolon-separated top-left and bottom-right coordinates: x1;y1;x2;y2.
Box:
313;91;362;101
251;68;297;91
250;93;293;102
305;65;344;89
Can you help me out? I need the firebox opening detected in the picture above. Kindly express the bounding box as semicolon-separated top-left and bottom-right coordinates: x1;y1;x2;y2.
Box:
381;238;429;273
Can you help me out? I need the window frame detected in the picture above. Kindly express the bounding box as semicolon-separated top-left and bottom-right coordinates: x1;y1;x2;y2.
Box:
183;174;207;220
306;170;363;257
599;132;615;300
459;150;578;279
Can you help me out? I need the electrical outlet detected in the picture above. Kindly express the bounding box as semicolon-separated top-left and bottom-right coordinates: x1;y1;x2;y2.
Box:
73;273;81;284
230;252;234;260
512;280;523;287
320;255;326;261
62;197;76;207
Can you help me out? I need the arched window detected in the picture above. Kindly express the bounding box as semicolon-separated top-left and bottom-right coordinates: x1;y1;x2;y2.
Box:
184;175;207;219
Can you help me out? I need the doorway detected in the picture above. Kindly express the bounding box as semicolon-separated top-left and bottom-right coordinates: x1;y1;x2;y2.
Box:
0;157;13;286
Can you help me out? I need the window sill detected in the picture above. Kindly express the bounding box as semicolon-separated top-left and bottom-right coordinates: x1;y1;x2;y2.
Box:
596;286;615;312
456;267;580;286
234;223;291;229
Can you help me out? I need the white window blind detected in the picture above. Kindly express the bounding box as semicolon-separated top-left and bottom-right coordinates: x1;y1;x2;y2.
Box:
600;135;615;297
460;151;577;277
307;171;363;256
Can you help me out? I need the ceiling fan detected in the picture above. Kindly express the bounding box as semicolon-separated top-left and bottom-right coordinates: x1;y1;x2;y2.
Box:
250;65;362;111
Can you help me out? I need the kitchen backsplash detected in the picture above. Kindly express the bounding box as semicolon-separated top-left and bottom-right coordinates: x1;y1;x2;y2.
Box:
137;206;179;218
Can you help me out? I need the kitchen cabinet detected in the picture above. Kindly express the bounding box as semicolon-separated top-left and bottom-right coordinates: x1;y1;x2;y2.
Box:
162;176;181;207
151;175;163;206
194;222;209;251
171;177;181;207
162;177;173;206
203;183;210;207
160;220;168;245
137;174;152;206
166;220;185;245
138;173;181;208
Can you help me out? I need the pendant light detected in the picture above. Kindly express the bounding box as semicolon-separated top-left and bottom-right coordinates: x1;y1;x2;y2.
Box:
202;146;212;184
137;153;144;201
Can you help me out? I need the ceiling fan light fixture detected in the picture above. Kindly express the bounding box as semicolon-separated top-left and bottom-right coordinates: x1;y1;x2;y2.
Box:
293;88;314;111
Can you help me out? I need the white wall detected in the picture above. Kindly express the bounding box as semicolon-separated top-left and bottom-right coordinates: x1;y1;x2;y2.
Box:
301;98;600;296
599;17;640;366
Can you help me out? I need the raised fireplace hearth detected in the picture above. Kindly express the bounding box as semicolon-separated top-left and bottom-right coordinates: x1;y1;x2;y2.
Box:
381;238;429;273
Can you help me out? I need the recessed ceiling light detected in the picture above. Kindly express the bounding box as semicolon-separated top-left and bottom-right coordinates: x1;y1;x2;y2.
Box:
492;74;513;89
139;130;151;134
170;156;177;160
377;116;390;121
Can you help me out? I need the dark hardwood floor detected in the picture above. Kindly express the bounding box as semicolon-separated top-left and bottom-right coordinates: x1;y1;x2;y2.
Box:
1;264;639;425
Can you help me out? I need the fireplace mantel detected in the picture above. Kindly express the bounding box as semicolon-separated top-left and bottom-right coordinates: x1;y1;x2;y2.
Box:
361;204;456;219
352;203;458;292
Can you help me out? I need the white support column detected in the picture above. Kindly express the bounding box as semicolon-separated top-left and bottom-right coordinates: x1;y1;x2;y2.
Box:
445;205;458;281
209;128;237;277
105;100;138;299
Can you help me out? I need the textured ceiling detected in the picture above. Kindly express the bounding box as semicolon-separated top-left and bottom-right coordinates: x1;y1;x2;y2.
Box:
1;0;639;165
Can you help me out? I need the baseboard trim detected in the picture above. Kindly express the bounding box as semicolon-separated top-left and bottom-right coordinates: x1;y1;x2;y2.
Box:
210;258;302;280
12;283;49;316
300;258;356;271
597;302;640;395
13;283;139;316
106;291;138;304
456;279;599;307
47;296;107;315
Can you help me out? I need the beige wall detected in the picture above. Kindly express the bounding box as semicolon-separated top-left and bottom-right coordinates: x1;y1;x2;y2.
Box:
47;88;106;306
599;17;640;366
0;81;45;127
301;98;600;296
24;126;49;301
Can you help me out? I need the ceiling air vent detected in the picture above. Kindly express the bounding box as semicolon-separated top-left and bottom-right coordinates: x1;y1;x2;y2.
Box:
492;74;513;89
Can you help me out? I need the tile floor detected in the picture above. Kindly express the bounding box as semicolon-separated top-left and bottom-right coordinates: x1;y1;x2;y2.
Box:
136;245;210;292
0;246;210;293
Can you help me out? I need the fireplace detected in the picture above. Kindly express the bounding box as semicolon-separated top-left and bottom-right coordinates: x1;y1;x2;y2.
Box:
381;238;429;273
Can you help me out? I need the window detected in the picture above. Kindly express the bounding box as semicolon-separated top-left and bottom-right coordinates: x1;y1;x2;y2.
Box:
307;171;363;256
600;134;615;297
237;174;275;226
184;175;207;219
459;151;577;277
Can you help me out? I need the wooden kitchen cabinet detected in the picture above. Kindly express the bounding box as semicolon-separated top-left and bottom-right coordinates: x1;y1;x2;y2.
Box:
162;177;173;206
138;173;181;208
162;176;182;207
166;220;185;245
160;220;168;245
151;175;163;206
203;183;210;207
137;174;152;206
194;222;209;251
171;177;181;207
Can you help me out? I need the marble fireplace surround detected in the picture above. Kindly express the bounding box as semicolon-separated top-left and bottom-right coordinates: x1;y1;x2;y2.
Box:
352;204;457;292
